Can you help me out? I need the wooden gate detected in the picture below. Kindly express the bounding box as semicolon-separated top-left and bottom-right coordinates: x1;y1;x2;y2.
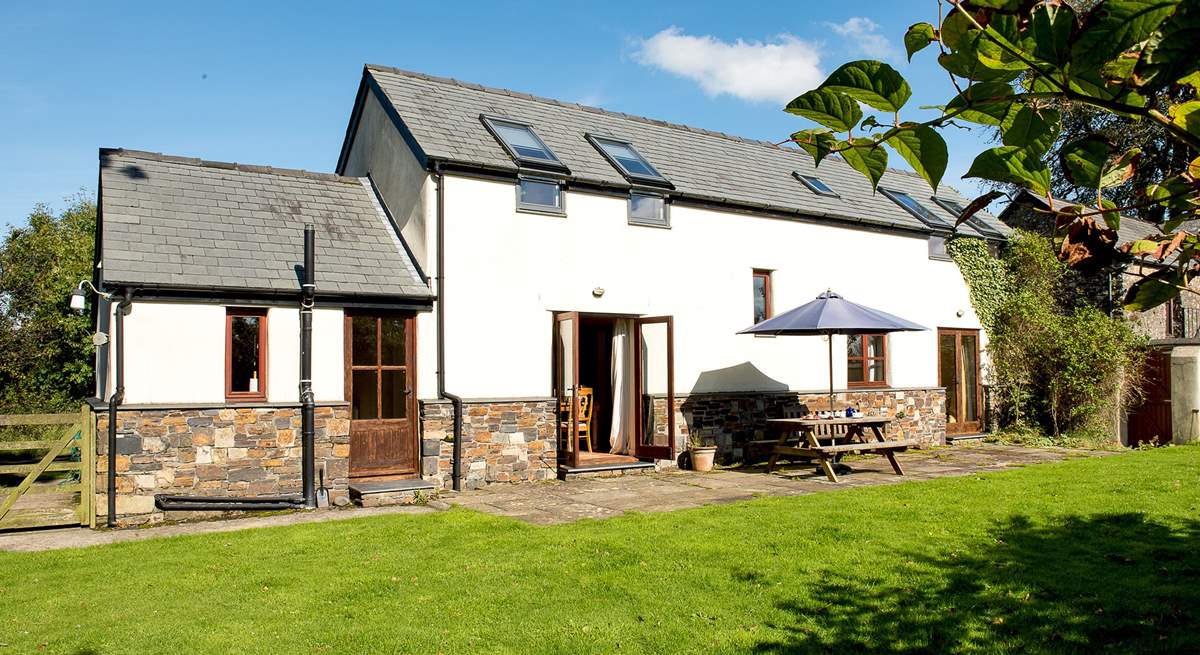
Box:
1127;348;1172;447
0;406;95;530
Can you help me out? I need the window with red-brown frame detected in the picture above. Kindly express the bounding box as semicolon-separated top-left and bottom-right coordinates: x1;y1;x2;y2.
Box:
226;308;267;402
752;269;773;324
847;333;887;387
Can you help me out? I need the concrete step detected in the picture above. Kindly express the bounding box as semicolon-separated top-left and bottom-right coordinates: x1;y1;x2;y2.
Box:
349;479;436;507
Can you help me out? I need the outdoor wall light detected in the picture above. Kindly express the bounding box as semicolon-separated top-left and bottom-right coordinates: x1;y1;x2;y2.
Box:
70;279;112;313
592;287;605;298
956;309;965;318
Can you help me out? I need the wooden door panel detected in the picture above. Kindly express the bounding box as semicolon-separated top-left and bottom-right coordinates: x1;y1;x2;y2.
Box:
634;316;675;461
939;328;983;436
1128;348;1172;447
350;421;415;476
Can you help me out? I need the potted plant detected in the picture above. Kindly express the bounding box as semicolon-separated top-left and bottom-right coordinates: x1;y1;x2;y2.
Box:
688;435;717;472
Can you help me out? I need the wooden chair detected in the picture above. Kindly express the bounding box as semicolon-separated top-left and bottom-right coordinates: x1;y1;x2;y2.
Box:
559;387;594;452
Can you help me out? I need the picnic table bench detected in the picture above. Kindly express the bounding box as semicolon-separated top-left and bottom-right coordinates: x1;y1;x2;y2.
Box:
764;416;916;483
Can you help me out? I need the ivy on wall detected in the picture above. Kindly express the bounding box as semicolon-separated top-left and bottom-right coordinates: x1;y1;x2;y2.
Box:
945;236;1009;335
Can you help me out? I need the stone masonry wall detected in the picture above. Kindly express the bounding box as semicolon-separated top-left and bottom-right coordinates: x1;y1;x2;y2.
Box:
96;404;350;526
420;399;557;490
662;388;947;464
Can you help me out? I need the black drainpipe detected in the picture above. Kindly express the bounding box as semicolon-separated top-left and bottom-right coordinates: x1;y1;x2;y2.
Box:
300;224;317;508
106;289;132;528
434;163;464;491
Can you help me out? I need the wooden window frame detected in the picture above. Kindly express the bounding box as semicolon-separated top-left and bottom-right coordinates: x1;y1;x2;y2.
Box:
847;333;888;388
344;315;413;421
225;308;268;402
752;269;773;324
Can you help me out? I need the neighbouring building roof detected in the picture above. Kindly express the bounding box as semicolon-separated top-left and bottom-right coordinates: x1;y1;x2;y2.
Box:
98;148;430;299
354;65;1011;240
1000;189;1162;247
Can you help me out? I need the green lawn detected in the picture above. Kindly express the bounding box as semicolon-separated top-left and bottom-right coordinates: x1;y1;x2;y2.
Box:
1;448;1198;654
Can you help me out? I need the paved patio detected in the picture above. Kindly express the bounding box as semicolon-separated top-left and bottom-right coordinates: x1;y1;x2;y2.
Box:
448;442;1113;524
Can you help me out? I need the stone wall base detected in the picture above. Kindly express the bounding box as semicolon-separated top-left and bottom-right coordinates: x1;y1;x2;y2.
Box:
420;399;558;490
95;404;350;527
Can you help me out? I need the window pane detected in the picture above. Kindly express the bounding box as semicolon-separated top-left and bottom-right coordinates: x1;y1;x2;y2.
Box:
382;370;407;419
494;123;553;161
352;317;376;366
929;236;948;259
229;315;261;393
629;193;665;224
940;335;959;424
867;335;885;357
867;360;886;383
847;335;863;358
352;370;378;420
381;318;406;366
596;139;664;180
519;178;561;210
615;155;655;177
848;360;864;383
753;275;768;323
962;335;979;421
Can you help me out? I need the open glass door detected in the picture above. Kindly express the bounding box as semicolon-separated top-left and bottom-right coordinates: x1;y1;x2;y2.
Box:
634;316;675;460
939;328;982;435
553;312;580;468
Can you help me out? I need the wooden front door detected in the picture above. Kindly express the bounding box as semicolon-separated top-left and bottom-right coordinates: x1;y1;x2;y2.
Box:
939;328;983;435
1128;348;1172;447
346;313;418;478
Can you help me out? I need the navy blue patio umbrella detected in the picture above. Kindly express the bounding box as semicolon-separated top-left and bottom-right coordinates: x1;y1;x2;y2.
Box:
739;290;928;412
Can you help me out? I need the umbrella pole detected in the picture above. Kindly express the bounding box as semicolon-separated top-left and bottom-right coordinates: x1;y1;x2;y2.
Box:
828;332;835;412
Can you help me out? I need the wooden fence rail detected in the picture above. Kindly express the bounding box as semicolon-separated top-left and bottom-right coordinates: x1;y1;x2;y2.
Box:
0;406;95;530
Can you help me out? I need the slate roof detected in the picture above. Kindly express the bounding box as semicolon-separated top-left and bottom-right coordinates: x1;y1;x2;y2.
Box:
1003;189;1162;246
361;64;1011;240
98;149;430;299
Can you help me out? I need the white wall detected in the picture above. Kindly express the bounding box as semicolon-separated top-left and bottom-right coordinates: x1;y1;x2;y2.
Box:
436;174;985;399
107;301;346;405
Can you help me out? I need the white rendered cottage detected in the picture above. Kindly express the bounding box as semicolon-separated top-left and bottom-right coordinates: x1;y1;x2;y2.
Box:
90;65;1007;524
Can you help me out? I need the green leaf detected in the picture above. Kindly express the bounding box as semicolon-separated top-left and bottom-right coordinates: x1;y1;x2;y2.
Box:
1136;0;1200;91
1030;3;1077;65
1169;100;1200;139
971;0;1021;8
938;51;1024;82
1127;239;1160;255
820;61;912;112
887;126;948;191
964;146;1051;195
1124;268;1183;312
1099;148;1142;188
1060;137;1113;187
940;9;975;51
1071;0;1180;72
838;138;888;190
904;22;937;61
784;88;863;132
1099;198;1122;230
1000;106;1060;155
946;82;1016;126
790;129;838;166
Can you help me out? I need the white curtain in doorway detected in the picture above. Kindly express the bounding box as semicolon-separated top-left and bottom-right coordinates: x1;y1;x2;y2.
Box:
609;319;636;454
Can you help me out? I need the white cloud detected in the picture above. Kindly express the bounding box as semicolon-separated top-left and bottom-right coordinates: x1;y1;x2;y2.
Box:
634;27;824;104
825;17;896;60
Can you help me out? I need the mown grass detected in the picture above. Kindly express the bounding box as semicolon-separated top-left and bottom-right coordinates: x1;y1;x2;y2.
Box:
1;447;1197;654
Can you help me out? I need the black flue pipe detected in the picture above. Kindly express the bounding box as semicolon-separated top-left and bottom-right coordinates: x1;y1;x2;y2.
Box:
300;225;316;509
106;290;132;528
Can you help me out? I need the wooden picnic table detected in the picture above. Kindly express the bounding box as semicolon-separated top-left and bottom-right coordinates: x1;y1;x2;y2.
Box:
764;416;915;483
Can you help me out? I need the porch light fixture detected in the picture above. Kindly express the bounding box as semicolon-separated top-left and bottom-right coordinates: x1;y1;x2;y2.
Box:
70;279;112;313
592;287;605;298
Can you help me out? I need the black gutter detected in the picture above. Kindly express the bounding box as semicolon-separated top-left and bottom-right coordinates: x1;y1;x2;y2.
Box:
106;289;132;528
300;225;317;509
155;495;303;512
433;163;464;491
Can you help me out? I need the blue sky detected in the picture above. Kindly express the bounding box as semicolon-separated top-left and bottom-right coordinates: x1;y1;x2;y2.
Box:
0;1;995;230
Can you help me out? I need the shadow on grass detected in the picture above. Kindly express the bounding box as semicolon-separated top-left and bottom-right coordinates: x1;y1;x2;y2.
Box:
755;513;1200;654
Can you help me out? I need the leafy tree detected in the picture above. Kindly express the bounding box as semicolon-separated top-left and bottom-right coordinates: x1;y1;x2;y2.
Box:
784;0;1200;312
0;195;96;413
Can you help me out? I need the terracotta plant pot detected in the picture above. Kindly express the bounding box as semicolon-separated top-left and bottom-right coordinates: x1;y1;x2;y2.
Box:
689;446;717;472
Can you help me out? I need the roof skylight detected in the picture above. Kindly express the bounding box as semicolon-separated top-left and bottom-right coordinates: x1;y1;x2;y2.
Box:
586;135;670;186
480;115;566;172
931;196;1006;239
792;172;839;197
880;188;952;230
